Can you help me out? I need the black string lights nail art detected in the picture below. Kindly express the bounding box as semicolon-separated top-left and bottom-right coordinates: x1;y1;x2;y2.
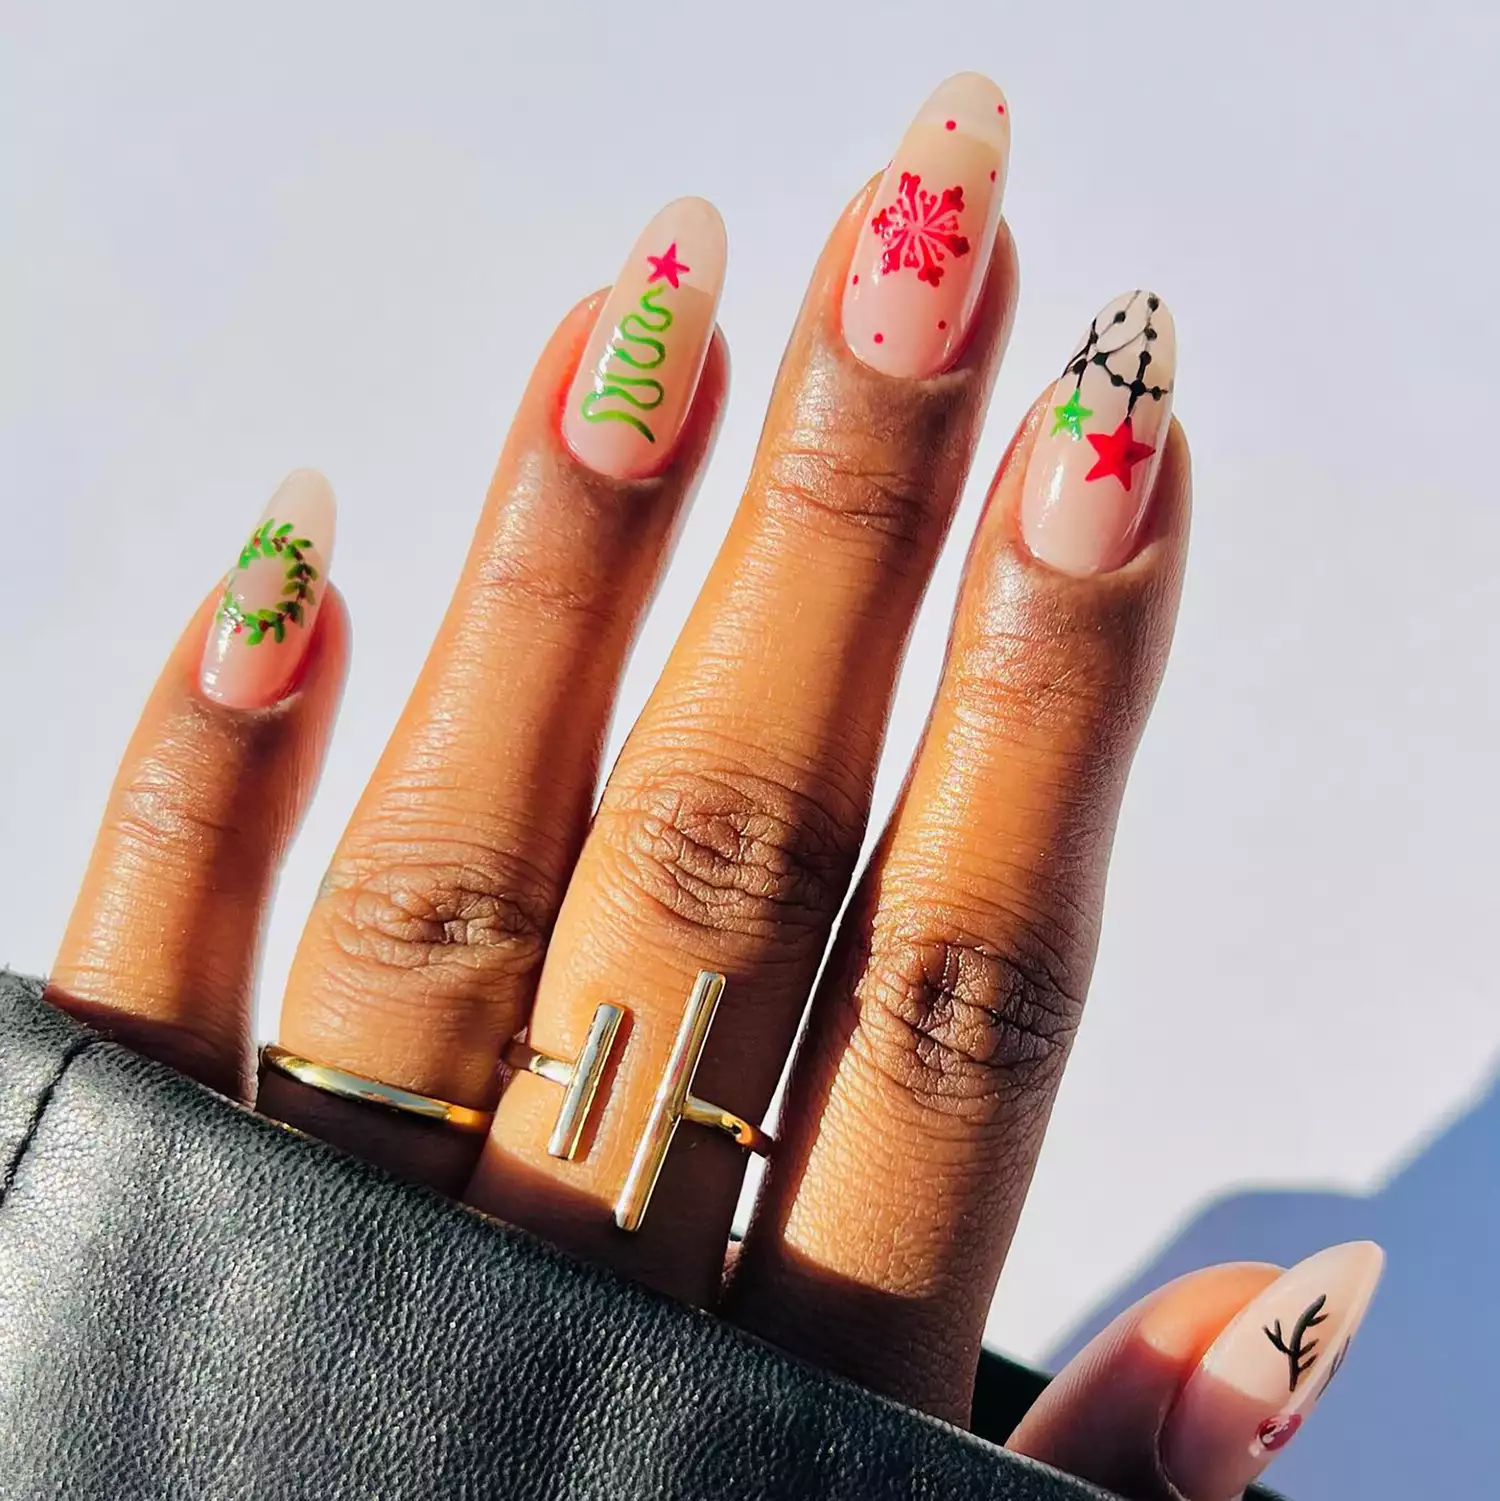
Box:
1050;291;1172;492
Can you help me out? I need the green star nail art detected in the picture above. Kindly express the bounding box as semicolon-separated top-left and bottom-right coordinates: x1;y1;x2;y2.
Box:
1051;388;1093;439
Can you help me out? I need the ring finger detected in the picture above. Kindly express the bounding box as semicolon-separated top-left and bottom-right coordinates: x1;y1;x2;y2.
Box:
264;199;729;1192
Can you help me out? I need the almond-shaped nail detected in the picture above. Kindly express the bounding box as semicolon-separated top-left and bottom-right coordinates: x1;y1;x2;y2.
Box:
1020;290;1176;576
199;469;335;709
842;72;1010;378
561;196;726;480
1161;1241;1384;1501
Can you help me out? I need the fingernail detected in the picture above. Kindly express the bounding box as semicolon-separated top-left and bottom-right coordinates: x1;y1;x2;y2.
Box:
562;196;727;480
842;72;1010;378
1161;1242;1384;1501
199;469;335;709
1019;290;1176;576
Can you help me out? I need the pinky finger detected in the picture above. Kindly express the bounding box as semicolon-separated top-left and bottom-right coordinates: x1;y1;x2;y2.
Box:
48;470;348;1099
1007;1243;1382;1501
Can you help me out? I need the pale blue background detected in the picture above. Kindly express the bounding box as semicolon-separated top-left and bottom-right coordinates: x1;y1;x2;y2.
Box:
3;3;1498;1495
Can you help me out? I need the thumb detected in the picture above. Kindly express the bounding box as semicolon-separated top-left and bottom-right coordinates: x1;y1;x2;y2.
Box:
1007;1243;1382;1501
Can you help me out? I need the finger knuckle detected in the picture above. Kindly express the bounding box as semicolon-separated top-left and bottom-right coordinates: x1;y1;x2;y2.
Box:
112;748;268;867
965;626;1105;721
761;429;945;547
956;595;1157;755
599;762;857;943
849;917;1085;1116
468;548;620;630
318;845;554;987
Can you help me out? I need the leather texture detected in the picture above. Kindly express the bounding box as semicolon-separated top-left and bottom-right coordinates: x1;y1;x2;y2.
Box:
0;972;1279;1500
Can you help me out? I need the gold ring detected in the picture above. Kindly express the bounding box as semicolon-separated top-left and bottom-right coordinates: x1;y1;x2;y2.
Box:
259;1045;494;1133
615;971;775;1233
502;1003;626;1161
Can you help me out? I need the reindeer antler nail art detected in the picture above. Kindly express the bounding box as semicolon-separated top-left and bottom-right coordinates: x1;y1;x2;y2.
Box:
1263;1292;1329;1392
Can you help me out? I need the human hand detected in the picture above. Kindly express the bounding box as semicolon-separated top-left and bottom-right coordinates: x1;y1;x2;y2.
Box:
44;73;1379;1501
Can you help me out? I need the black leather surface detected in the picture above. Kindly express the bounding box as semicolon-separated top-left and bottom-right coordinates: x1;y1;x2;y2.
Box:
0;972;1277;1499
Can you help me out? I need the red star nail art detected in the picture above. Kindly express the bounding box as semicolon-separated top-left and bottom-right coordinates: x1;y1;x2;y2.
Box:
1084;418;1156;491
645;242;690;289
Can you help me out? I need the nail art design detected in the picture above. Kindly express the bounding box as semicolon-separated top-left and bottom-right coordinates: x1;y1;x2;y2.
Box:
1263;1293;1328;1391
1161;1242;1383;1501
871;174;970;287
200;469;335;709
1020;290;1177;576
1061;292;1171;490
1255;1412;1302;1452
579;281;674;441
562;197;726;481
217;519;320;646
842;73;1010;378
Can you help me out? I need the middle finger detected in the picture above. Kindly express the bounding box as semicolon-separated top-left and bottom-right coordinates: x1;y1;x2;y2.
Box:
472;73;1015;1302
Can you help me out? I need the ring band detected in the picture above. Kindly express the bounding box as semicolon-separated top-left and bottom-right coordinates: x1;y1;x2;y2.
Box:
502;1002;626;1161
679;1096;775;1155
259;1045;494;1134
615;971;775;1233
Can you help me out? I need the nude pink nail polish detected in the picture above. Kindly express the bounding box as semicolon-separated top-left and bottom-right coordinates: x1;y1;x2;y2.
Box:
842;73;1010;378
561;196;727;481
199;469;335;709
1161;1242;1384;1501
1019;290;1176;576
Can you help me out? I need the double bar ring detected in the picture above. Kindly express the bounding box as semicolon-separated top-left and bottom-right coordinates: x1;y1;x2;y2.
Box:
614;970;774;1231
262;970;773;1233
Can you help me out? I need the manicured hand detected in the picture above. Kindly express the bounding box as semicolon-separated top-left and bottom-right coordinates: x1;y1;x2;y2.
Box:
46;73;1379;1501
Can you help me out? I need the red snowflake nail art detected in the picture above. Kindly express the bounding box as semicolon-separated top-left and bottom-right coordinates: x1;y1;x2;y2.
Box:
870;172;970;288
841;74;1009;378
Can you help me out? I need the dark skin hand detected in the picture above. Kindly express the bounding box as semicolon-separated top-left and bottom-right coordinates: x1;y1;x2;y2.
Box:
45;73;1379;1501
